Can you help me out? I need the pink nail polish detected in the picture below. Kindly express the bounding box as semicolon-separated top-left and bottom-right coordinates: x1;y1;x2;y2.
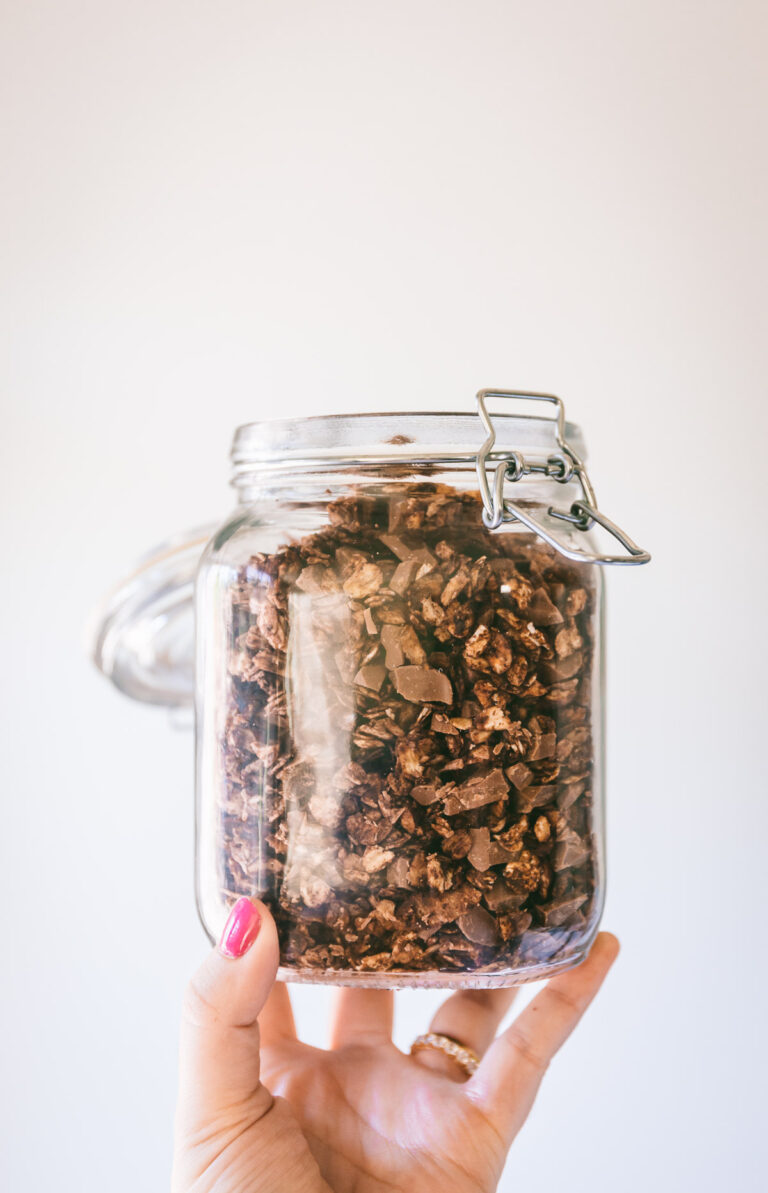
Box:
219;898;262;958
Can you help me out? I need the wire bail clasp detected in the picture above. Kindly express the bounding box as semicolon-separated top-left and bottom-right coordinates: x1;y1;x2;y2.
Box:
474;389;650;566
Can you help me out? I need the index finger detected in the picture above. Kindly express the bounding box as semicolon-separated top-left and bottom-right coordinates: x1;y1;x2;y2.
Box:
466;933;620;1139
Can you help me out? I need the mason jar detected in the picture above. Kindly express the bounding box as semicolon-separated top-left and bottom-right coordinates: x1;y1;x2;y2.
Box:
93;391;649;988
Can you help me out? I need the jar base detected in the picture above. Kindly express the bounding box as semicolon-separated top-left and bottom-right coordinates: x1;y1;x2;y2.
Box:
275;943;593;989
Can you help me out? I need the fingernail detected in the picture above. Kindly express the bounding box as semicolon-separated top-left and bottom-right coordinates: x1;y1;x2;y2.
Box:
219;898;262;958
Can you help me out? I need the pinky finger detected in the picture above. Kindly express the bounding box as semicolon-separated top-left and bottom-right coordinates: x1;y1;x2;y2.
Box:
466;933;620;1140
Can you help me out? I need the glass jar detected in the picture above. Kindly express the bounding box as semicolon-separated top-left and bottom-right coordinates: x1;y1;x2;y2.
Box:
93;391;649;988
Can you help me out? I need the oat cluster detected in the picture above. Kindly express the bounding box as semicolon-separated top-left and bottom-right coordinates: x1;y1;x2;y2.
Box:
219;484;598;978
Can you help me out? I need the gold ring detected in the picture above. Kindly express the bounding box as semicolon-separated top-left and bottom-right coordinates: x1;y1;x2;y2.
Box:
410;1032;480;1077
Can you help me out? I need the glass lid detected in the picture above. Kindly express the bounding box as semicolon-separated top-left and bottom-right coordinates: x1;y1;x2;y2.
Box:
89;525;215;708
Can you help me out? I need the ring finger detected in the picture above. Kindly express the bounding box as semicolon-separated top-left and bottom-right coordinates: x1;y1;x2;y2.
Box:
412;986;520;1082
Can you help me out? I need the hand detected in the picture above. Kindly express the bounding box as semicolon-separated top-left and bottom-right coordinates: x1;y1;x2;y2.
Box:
172;899;619;1193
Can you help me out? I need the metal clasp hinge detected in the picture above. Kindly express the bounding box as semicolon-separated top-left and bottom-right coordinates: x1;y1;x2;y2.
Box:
475;389;651;566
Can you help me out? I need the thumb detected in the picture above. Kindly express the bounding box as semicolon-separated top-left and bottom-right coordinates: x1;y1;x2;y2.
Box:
176;897;280;1125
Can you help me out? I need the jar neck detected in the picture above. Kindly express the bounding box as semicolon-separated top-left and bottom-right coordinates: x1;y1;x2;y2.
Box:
229;410;587;501
231;463;584;511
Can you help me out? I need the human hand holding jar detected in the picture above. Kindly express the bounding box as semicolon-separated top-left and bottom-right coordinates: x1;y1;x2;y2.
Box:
172;897;619;1193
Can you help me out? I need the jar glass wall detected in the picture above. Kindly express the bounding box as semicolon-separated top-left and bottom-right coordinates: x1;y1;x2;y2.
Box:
195;465;605;988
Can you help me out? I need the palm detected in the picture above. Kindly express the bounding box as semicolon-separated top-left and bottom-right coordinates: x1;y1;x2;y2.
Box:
260;1030;506;1193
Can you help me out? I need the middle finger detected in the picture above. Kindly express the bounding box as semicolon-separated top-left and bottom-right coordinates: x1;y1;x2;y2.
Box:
330;988;394;1048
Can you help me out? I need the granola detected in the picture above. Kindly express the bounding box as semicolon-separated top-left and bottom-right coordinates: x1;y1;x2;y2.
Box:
217;484;599;977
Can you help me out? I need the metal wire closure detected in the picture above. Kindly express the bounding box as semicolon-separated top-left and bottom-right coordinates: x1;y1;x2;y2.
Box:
475;390;650;566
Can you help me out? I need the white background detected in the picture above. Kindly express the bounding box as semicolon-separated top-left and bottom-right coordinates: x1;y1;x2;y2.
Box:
2;2;767;1190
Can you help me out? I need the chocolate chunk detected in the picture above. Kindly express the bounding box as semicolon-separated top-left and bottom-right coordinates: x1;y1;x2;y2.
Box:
553;827;591;871
484;879;527;912
399;624;426;663
537;893;588;927
458;907;501;946
379;534;415;560
557;779;587;811
443;768;508;814
354;663;387;692
513;784;556;812
488;841;523;865
393;665;453;704
540;652;584;683
467;827;491;871
381;624;405;669
411;784;442;806
410;546;437;573
505;762;533;790
529;732;557;760
389;559;419;596
528;587;564;626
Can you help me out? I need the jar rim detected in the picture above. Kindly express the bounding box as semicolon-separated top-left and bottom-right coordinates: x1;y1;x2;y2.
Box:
231;410;586;479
